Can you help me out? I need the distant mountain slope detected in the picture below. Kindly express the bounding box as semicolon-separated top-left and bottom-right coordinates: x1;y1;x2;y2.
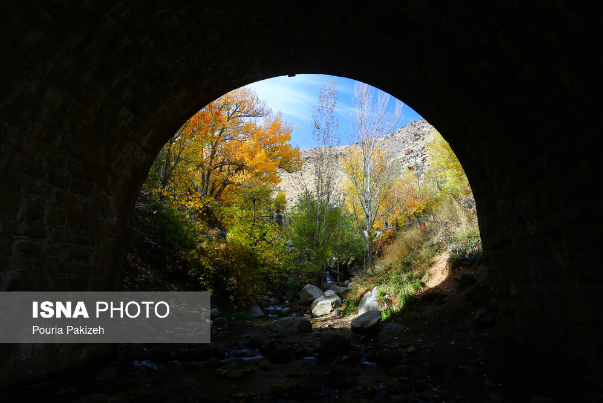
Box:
277;119;436;207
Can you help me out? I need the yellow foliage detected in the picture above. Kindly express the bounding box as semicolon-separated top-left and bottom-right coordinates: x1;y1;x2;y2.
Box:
424;130;469;200
342;146;424;235
148;87;302;224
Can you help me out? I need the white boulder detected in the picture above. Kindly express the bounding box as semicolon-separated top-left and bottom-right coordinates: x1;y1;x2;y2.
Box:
358;286;380;315
311;295;341;317
299;284;324;304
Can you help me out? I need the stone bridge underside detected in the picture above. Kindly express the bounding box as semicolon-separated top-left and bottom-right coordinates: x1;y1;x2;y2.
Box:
1;1;601;389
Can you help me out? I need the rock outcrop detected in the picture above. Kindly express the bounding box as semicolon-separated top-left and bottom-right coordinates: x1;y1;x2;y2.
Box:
311;295;341;317
358;286;380;315
246;299;265;318
351;310;382;334
277;119;435;206
299;284;324;304
268;317;313;334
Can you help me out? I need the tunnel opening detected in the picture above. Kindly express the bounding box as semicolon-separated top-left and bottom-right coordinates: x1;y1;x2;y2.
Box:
1;1;602;400
122;74;480;314
4;74;544;403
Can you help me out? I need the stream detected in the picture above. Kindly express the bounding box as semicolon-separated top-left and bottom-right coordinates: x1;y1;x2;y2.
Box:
0;311;438;403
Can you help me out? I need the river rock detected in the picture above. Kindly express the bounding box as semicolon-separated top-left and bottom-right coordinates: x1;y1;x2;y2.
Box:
246;299;265;318
247;338;264;349
210;308;220;319
322;283;350;296
213;317;230;327
351;310;382;334
377;322;406;343
488;392;503;402
311;295;341;317
176;310;205;322
268;317;313;334
279;306;293;316
421;388;439;400
226;369;244;379
269;344;292;363
324;363;358;389
288;382;322;400
377;349;407;367
320;332;351;357
299;284;324;304
358;286;380;315
347;264;362;277
271;377;298;396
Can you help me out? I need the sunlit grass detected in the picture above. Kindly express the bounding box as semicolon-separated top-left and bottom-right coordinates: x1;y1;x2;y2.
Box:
343;194;482;322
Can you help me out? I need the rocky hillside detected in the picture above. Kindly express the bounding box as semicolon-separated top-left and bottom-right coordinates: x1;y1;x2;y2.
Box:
277;119;436;207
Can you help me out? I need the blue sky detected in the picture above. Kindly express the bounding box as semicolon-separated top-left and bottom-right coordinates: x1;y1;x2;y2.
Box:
246;74;424;150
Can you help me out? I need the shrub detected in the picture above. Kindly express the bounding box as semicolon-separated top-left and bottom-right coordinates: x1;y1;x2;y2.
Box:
287;191;365;278
221;310;251;322
126;195;203;290
186;238;263;310
282;282;303;293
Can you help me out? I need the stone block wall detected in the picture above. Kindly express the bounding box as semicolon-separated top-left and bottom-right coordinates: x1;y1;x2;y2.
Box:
0;0;601;390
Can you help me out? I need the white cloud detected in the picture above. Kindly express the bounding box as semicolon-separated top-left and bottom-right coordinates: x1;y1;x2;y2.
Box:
244;74;422;150
247;76;319;122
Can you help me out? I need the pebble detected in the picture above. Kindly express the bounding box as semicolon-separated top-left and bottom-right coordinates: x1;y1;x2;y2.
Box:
488;392;503;402
226;369;244;379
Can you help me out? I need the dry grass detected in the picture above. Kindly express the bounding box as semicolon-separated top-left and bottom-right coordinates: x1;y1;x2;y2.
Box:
343;193;482;319
381;225;429;269
430;195;480;249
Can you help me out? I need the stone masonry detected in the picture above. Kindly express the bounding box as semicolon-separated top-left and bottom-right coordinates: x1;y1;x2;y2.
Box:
0;0;601;389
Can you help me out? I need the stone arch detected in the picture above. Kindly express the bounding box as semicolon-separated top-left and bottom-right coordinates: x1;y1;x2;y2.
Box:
0;0;601;389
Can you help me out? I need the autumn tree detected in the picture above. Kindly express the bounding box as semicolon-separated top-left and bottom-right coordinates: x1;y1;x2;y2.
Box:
424;129;469;199
144;87;302;226
307;80;340;210
342;81;404;268
223;185;288;285
287;190;364;278
273;191;287;212
289;81;355;276
133;87;303;307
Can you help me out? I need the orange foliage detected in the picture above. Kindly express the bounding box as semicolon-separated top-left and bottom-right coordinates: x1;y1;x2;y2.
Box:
152;87;302;224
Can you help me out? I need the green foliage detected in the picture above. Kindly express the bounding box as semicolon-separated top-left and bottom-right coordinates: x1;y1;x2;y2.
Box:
448;228;482;270
185;237;263;309
341;262;425;319
223;186;289;288
127;193;204;286
221;310;251;322
129;188;287;309
340;129;482;323
343;200;481;321
424;130;470;204
287;190;365;278
273;191;287;212
183;186;290;309
282;282;303;293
